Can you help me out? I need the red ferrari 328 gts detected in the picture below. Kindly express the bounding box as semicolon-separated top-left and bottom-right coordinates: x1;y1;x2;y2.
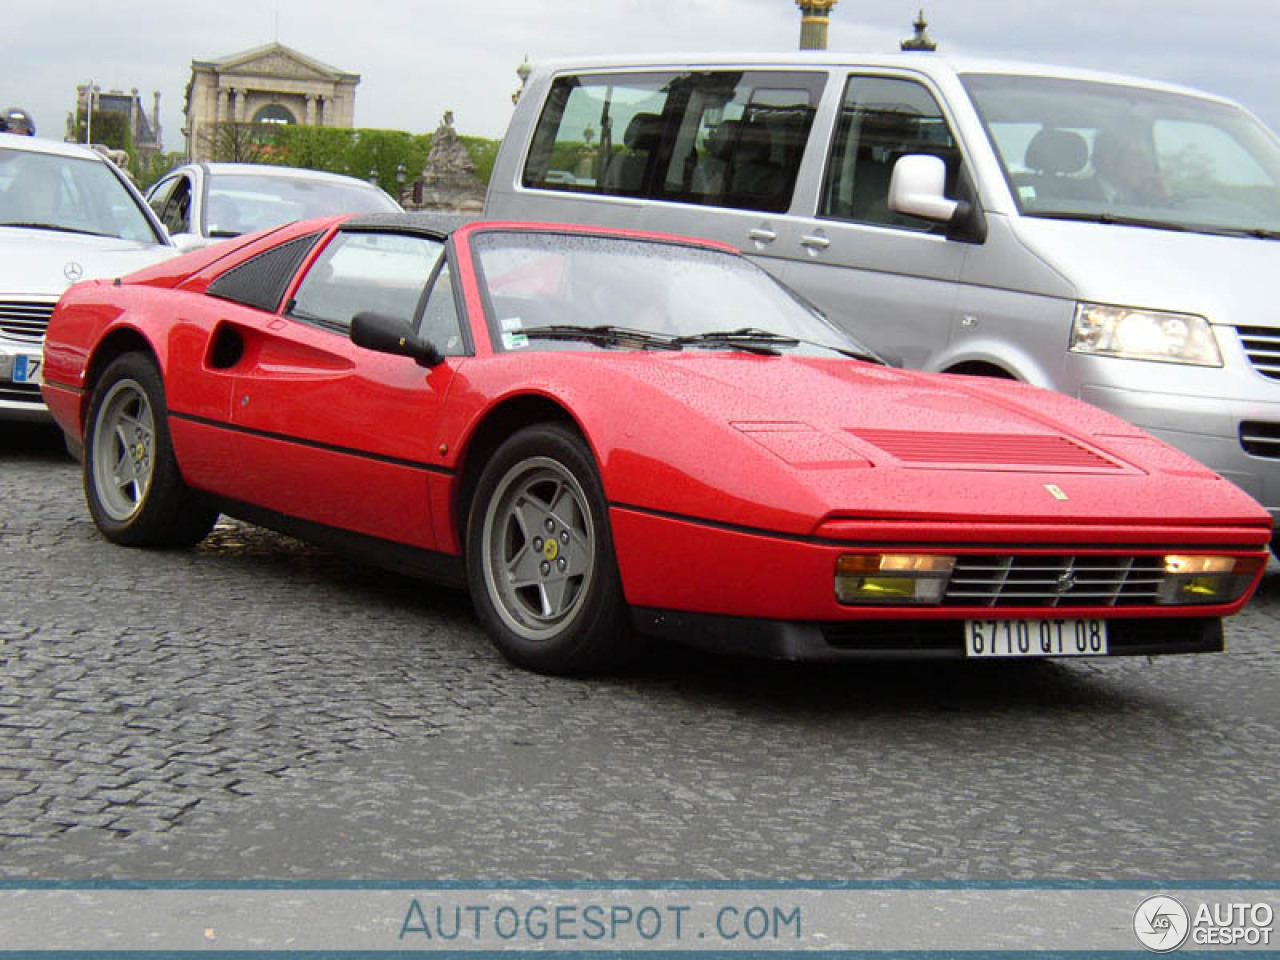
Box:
41;214;1272;674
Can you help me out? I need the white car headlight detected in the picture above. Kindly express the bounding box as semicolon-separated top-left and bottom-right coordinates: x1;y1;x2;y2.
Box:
1070;303;1222;366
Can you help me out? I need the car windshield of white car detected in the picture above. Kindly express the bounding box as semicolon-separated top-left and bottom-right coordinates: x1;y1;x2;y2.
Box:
473;231;877;359
206;174;400;237
0;148;158;243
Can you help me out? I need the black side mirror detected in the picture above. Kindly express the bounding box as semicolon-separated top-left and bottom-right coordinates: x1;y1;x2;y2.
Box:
350;311;443;368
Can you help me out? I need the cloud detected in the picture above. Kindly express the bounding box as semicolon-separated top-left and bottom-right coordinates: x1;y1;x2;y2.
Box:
8;0;1280;154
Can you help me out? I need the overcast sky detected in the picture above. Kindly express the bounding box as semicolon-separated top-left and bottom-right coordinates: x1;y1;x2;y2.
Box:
10;0;1280;153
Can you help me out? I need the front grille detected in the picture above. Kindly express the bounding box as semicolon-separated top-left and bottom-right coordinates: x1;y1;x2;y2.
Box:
0;381;44;404
1240;421;1280;459
0;300;55;343
943;554;1165;607
1236;326;1280;381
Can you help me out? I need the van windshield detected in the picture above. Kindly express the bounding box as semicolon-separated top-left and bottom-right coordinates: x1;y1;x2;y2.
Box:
963;73;1280;237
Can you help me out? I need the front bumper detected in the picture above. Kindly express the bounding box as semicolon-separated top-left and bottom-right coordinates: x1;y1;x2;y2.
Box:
609;507;1266;659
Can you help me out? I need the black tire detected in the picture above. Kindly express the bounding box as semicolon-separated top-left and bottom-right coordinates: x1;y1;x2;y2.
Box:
83;353;218;547
466;423;631;674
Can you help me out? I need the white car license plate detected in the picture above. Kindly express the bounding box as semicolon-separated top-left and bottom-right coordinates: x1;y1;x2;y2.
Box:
12;354;42;384
965;618;1108;657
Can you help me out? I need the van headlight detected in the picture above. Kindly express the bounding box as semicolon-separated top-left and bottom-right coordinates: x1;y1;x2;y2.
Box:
1070;303;1222;366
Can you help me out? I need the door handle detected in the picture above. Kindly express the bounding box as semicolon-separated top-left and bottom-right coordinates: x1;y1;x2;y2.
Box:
800;234;830;251
748;227;777;243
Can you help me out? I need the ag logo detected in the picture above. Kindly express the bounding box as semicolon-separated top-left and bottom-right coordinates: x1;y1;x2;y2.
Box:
63;260;84;282
1134;895;1190;952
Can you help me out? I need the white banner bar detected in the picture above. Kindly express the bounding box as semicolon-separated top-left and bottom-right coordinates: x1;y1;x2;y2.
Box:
0;887;1274;952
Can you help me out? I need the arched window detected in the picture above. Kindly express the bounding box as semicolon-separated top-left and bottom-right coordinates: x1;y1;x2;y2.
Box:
252;103;295;125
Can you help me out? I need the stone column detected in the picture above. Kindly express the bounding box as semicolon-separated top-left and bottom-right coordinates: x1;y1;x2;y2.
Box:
216;88;228;123
796;0;838;50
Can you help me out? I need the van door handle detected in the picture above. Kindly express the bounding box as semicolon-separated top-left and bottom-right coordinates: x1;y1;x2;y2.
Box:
748;227;777;244
800;234;830;251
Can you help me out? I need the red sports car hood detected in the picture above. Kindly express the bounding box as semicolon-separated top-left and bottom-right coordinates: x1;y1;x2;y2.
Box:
552;352;1268;536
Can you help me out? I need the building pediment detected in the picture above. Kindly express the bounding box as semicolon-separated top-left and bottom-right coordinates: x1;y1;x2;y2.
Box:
200;42;359;84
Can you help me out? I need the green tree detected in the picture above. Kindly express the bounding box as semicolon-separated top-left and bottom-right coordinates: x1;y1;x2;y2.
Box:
460;136;501;185
72;108;132;155
269;124;354;172
346;128;431;197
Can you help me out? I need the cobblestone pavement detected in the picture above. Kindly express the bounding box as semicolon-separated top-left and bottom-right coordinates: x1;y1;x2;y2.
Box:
1;422;1278;879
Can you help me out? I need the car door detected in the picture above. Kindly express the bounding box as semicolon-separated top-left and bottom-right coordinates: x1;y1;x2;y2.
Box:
219;226;462;550
776;73;971;369
148;171;195;239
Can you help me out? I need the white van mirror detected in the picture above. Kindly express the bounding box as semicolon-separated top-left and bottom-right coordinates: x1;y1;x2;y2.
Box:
888;154;959;222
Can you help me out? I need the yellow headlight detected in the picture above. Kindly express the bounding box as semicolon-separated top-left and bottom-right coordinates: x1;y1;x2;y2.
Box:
835;554;956;605
1156;555;1263;605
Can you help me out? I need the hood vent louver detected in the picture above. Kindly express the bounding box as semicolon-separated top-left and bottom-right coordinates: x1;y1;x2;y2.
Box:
851;429;1125;472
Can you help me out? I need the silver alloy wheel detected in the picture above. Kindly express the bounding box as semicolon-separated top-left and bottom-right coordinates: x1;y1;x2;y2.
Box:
91;378;156;522
481;456;596;642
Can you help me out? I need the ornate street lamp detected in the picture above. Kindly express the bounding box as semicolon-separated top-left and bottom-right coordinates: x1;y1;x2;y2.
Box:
901;9;938;51
512;55;532;105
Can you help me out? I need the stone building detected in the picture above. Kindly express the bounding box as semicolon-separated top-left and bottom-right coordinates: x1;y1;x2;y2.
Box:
182;42;359;162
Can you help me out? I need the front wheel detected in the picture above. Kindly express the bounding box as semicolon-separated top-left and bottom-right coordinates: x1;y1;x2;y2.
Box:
466;424;631;674
83;353;217;547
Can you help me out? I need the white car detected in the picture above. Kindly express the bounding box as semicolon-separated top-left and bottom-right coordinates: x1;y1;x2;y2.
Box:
0;135;176;421
146;162;402;252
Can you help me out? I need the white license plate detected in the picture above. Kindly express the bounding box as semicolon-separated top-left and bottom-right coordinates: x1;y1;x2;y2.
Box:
12;354;42;384
965;618;1108;657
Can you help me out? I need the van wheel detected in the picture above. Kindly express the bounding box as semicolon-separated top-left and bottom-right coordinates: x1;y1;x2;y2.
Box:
83;353;218;547
946;362;1016;379
466;424;631;674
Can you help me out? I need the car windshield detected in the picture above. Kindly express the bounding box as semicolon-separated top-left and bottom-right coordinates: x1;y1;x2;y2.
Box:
0;147;160;243
963;73;1280;237
473;231;879;359
204;173;401;237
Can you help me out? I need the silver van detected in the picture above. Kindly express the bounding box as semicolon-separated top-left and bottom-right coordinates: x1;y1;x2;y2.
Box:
485;53;1280;542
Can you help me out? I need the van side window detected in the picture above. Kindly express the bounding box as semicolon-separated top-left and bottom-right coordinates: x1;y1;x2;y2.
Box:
523;71;823;214
820;76;963;229
524;73;678;196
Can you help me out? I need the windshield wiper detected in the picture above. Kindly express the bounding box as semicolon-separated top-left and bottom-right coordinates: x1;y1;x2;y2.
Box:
674;327;798;356
1036;210;1280;240
1034;211;1189;233
523;324;684;351
0;221;112;238
675;326;886;361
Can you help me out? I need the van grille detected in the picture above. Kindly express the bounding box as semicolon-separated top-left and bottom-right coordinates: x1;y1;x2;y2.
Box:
1240;421;1280;459
1235;326;1280;381
943;554;1165;607
0;300;55;343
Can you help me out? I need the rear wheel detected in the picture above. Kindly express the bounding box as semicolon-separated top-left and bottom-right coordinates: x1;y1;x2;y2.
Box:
466;424;630;674
83;353;217;547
